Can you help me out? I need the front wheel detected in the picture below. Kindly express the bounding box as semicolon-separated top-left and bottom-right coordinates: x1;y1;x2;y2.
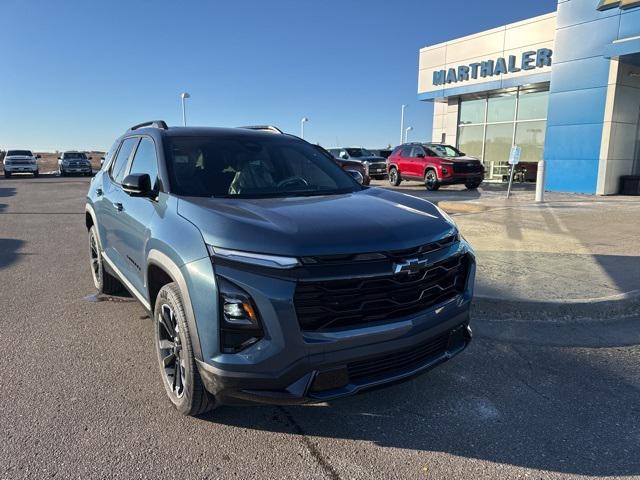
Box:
465;182;481;190
154;283;215;416
88;225;123;295
424;170;440;191
3;171;10;178
388;168;401;186
33;170;39;177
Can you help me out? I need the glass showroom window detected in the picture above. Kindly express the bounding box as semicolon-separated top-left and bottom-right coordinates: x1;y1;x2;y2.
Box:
456;85;549;181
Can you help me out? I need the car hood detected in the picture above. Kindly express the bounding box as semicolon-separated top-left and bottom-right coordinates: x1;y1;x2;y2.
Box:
177;188;455;257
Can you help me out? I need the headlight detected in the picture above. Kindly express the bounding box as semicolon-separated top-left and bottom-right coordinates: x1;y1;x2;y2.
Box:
217;277;264;353
208;245;299;269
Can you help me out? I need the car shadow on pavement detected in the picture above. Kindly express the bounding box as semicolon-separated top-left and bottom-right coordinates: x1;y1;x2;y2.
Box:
0;238;26;269
201;317;640;477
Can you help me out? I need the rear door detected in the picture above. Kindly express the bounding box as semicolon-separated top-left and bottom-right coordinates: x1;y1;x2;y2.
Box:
113;136;160;295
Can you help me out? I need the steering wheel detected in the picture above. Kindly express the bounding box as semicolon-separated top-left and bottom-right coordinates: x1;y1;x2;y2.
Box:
277;176;309;189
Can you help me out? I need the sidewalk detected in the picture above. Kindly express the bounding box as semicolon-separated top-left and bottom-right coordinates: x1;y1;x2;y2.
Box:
379;182;640;316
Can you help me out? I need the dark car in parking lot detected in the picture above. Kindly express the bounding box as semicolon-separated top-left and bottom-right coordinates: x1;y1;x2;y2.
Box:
387;143;484;191
85;120;475;415
328;147;387;180
59;151;93;176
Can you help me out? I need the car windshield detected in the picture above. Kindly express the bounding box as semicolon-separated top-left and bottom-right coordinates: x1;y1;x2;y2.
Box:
166;135;362;198
7;150;33;157
427;144;463;158
345;148;374;158
64;152;85;159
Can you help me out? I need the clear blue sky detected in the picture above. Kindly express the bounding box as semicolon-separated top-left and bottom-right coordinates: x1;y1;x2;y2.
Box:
0;0;557;151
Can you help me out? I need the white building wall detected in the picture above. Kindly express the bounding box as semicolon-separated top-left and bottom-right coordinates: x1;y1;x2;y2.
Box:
420;12;557;147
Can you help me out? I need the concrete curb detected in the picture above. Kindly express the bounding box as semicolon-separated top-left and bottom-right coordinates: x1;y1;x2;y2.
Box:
471;289;640;321
437;201;490;214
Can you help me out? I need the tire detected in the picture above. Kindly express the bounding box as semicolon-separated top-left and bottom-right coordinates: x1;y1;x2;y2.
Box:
88;225;124;295
4;171;10;178
388;167;401;186
154;283;215;416
33;170;39;177
59;168;65;177
424;170;440;191
465;182;480;190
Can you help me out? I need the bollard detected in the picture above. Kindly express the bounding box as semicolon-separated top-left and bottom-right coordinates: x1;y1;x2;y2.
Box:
535;160;545;203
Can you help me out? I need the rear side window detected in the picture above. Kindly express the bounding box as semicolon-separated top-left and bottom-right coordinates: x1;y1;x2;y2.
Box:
128;137;158;188
400;147;412;157
110;137;139;184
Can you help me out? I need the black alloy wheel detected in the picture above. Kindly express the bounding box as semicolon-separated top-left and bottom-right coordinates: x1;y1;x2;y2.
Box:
157;303;186;399
425;170;440;191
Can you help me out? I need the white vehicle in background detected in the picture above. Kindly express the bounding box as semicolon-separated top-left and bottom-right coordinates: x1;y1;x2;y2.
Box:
58;151;93;176
3;150;40;178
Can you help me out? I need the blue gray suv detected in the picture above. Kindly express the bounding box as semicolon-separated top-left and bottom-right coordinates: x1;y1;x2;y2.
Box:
85;120;475;415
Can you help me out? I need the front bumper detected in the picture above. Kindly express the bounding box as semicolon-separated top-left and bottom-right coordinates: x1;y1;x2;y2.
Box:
197;314;471;406
4;164;38;173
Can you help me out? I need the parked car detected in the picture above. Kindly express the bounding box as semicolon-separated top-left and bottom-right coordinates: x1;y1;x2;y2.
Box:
59;151;93;176
387;143;484;191
328;147;387;180
3;149;40;177
86;120;475;416
314;145;369;185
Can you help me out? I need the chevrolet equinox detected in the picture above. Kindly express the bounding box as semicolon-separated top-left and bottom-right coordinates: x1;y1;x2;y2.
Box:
85;121;475;415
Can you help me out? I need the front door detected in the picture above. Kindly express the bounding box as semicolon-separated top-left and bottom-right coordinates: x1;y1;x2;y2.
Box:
113;136;161;295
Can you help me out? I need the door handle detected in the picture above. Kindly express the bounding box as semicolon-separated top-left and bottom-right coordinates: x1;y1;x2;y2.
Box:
95;188;103;196
114;202;124;212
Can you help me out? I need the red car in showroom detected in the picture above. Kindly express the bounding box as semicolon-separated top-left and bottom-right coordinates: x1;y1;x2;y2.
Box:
387;143;484;191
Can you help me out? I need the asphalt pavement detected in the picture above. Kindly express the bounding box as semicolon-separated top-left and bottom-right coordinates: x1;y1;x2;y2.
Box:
1;175;638;480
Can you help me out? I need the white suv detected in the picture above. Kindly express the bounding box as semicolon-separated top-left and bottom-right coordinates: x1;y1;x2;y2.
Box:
3;150;40;178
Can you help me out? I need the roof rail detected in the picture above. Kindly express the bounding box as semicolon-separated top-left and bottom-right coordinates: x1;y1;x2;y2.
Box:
238;125;283;134
129;120;168;131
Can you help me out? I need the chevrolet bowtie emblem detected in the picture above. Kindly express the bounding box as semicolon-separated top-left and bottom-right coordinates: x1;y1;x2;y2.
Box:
394;258;429;275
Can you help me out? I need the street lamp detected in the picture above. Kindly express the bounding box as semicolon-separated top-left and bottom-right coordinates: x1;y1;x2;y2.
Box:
180;92;191;126
400;104;407;145
300;117;309;139
405;126;413;143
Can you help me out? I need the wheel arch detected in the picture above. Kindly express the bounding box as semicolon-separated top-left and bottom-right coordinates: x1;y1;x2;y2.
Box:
147;250;203;361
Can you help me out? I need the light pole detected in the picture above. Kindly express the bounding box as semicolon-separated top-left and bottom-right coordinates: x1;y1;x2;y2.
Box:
300;117;309;139
180;92;191;126
400;104;407;145
405;126;413;143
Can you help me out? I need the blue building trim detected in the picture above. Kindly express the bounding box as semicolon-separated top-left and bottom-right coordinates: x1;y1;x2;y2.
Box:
543;0;640;194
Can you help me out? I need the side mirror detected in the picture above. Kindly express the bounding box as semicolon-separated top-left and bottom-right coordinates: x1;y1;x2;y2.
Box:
87;156;92;160
340;153;349;160
36;154;41;159
346;169;364;185
122;173;153;197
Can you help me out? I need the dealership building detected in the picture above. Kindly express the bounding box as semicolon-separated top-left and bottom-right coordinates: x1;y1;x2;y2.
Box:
418;0;640;194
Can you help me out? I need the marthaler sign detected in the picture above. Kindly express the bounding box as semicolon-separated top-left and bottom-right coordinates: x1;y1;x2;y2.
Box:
432;48;553;86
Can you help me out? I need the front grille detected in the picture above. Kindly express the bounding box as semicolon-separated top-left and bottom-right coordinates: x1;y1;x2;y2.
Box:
348;329;451;381
9;160;31;165
452;162;483;174
294;253;469;331
368;162;387;173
